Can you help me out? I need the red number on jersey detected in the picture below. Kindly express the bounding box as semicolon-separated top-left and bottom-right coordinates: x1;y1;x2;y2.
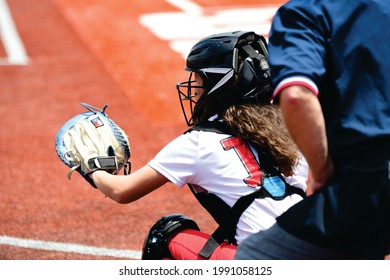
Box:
221;137;262;187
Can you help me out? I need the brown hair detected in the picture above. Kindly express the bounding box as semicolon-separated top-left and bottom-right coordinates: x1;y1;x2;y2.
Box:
222;103;298;176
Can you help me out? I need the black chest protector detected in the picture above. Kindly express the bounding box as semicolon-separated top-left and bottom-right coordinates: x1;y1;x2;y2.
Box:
185;120;306;258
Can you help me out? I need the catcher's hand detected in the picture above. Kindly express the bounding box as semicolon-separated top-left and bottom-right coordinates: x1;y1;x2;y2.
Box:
55;103;131;188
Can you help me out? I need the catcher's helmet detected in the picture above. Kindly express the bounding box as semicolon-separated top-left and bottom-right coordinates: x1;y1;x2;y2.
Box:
176;31;273;126
141;214;200;260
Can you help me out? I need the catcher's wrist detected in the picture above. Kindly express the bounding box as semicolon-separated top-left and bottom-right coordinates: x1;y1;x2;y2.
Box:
89;169;104;178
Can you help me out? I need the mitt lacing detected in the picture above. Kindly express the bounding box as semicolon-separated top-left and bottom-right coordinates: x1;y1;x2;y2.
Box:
64;150;81;180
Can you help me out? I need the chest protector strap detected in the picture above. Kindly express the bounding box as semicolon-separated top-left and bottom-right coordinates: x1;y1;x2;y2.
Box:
185;121;306;258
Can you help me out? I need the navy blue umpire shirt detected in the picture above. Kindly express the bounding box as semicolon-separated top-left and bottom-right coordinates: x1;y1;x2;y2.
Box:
268;0;390;258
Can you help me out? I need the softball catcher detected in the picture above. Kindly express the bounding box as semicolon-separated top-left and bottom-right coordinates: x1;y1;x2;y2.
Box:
55;31;308;260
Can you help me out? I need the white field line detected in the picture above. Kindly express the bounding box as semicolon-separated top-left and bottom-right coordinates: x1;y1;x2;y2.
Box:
0;235;142;259
0;0;29;65
139;5;277;59
165;0;203;15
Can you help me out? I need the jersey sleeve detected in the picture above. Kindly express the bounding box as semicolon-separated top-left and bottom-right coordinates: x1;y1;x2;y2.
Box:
148;133;199;187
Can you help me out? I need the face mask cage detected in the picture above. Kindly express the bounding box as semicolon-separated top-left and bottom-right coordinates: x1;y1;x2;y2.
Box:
176;71;205;126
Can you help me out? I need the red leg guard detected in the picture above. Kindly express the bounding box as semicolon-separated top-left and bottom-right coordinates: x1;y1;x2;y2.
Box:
168;229;236;260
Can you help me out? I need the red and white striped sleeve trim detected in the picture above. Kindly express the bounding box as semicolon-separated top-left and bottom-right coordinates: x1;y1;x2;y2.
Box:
271;76;319;101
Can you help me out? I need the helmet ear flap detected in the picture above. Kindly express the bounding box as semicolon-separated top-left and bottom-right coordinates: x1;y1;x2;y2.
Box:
236;57;259;97
235;51;273;103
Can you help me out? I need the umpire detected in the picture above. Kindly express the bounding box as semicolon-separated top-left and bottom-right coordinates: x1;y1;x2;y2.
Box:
235;0;390;259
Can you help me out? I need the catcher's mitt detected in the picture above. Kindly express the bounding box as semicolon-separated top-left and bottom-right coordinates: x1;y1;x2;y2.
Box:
55;103;131;188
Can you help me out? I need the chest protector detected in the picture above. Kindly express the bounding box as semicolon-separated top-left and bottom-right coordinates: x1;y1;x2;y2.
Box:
185;120;306;258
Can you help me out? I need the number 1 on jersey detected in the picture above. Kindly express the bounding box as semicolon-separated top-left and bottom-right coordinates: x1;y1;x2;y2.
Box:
221;137;262;187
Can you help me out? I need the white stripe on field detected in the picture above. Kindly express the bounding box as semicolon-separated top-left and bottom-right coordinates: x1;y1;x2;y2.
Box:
0;0;29;65
165;0;203;15
0;235;142;259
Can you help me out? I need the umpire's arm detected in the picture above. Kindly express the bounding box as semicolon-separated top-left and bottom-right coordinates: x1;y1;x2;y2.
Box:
278;85;334;193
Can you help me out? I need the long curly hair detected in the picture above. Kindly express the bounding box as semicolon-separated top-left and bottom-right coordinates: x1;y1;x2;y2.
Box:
222;103;298;176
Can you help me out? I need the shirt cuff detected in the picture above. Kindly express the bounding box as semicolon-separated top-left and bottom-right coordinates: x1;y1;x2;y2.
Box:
272;76;319;102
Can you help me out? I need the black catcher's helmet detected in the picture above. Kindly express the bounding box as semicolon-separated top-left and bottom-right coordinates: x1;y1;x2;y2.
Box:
176;31;273;126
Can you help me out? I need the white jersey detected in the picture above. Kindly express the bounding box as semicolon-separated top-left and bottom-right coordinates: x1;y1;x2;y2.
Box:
148;129;308;244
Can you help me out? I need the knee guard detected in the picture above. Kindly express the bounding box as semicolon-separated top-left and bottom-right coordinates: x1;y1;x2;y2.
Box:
141;214;200;260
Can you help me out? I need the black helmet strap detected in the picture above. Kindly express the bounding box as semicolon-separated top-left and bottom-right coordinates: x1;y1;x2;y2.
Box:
240;44;268;73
